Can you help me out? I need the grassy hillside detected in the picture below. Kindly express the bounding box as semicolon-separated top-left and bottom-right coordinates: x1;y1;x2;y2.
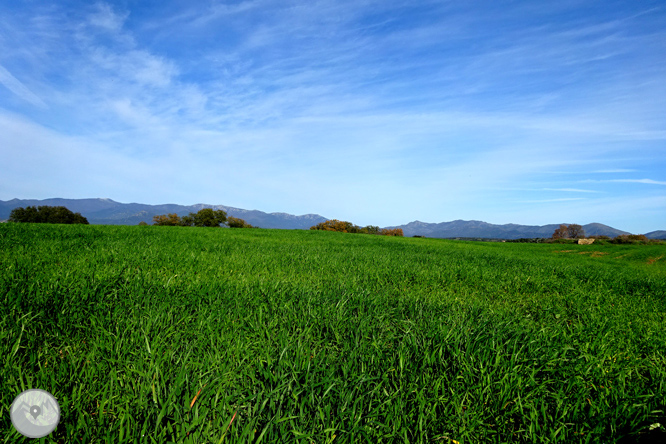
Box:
1;223;665;443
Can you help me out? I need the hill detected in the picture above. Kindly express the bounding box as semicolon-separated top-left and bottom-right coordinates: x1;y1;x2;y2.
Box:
1;198;659;238
0;198;327;229
385;220;631;240
645;230;666;240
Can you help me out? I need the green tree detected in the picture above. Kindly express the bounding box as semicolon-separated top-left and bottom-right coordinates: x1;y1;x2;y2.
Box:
227;216;254;228
190;208;227;227
179;215;194;227
9;206;89;224
362;225;380;235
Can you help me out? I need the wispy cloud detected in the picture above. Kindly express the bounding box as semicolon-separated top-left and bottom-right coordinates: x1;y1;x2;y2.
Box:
88;3;128;32
593;169;638;173
0;1;664;231
0;64;46;108
516;198;588;204
591;179;666;186
542;188;601;193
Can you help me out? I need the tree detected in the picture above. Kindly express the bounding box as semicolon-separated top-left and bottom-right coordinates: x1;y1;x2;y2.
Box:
152;209;227;227
9;206;89;224
138;221;148;226
227;216;254;228
152;213;181;226
552;224;569;239
567;224;585;239
310;219;361;233
310;220;403;236
190;208;227;227
362;225;380;235
379;228;404;237
179;215;194;227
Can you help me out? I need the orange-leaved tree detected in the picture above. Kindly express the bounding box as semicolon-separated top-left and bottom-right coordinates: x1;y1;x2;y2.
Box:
310;219;360;233
152;213;181;226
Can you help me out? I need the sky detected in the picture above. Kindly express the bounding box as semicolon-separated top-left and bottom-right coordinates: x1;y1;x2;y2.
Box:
1;0;664;233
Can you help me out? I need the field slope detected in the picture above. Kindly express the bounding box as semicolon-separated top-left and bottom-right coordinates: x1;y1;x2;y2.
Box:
1;224;665;443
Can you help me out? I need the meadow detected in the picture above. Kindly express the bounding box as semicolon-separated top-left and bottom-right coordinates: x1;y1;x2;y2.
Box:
1;223;665;443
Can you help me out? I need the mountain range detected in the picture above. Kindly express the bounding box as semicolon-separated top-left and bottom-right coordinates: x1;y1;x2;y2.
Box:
1;198;664;239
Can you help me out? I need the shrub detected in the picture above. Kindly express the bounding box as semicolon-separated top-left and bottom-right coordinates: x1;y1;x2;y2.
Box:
9;206;89;224
611;234;649;244
310;220;359;233
228;216;255;228
152;213;181;226
310;220;402;236
154;209;228;227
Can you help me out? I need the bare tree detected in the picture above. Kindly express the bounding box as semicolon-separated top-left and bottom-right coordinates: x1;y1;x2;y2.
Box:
552;224;569;239
567;224;585;239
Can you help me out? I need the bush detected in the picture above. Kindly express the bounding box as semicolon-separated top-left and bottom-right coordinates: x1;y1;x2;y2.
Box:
227;216;255;228
507;238;548;243
611;234;649;245
153;209;228;227
152;213;181;226
310;220;403;236
379;228;404;237
546;238;576;244
310;220;359;233
9;206;89;224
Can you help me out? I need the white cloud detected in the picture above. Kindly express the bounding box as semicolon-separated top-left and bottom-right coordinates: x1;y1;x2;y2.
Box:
593;169;637;173
581;178;666;186
0;64;46;108
516;198;587;203
88;3;128;32
86;47;178;88
1;1;665;232
609;179;666;186
542;188;600;193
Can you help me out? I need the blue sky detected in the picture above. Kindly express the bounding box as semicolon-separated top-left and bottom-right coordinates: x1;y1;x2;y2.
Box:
1;1;664;233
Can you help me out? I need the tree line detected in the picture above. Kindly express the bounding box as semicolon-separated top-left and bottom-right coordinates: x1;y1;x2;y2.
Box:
310;219;404;236
149;208;255;228
8;206;89;224
548;224;658;244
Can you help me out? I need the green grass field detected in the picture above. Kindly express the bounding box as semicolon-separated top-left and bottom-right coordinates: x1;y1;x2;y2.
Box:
1;223;665;443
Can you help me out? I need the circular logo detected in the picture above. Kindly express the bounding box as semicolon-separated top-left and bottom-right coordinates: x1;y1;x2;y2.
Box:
10;389;60;438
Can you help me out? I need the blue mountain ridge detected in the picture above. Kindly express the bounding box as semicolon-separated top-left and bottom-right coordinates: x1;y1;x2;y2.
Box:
1;198;663;239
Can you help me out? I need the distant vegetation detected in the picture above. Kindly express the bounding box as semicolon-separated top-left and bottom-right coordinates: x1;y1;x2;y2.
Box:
551;223;585;239
310;219;403;236
151;208;254;228
547;224;662;245
8;205;88;224
227;216;256;228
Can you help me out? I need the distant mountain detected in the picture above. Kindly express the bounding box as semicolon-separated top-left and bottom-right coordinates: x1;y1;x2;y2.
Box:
384;220;633;240
646;230;666;240
0;198;659;238
0;198;328;229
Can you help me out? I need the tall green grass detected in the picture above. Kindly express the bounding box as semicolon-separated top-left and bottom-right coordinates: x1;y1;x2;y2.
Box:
1;223;665;443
